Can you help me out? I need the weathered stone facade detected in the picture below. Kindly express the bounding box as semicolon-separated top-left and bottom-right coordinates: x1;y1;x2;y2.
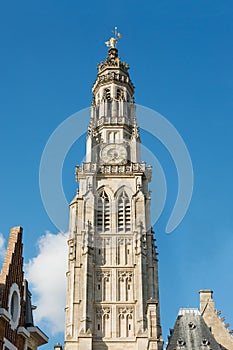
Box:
64;47;163;350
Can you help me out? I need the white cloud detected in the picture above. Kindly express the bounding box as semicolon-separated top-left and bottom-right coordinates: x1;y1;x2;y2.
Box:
25;231;68;335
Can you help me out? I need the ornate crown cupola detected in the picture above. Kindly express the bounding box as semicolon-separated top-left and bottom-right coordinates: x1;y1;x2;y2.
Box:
86;37;140;165
92;47;134;98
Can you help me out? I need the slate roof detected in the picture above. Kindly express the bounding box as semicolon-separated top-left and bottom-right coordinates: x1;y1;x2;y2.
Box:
166;309;222;350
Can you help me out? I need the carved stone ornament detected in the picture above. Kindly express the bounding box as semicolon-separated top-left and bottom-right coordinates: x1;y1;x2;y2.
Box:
68;239;76;261
96;307;111;319
118;271;133;281
118;307;133;319
96;271;111;282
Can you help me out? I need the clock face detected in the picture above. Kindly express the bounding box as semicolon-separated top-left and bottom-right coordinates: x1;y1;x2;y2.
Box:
100;144;127;164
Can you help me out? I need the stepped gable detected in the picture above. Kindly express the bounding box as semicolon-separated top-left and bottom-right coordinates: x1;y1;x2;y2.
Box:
0;226;25;349
200;290;233;350
166;309;221;350
0;226;24;317
0;226;23;286
0;226;48;350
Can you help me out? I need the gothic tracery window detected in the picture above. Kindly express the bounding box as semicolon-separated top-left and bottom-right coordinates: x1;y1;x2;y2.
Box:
118;190;131;232
97;190;110;232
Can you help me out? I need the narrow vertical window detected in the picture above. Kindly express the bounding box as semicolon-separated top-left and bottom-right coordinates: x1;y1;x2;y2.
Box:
103;88;111;101
97;198;103;232
104;197;110;231
116;88;124;101
125;199;131;231
96;190;110;232
118;190;131;232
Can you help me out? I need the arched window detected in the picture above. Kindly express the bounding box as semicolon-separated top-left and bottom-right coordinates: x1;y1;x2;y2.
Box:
116;88;124;101
118;191;131;232
96;190;110;232
103;88;111;101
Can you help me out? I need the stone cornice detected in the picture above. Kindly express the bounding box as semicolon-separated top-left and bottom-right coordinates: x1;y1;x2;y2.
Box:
76;162;152;182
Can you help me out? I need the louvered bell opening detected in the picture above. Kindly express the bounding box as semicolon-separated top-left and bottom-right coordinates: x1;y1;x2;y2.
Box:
118;199;124;232
97;199;103;232
104;200;110;231
125;200;131;232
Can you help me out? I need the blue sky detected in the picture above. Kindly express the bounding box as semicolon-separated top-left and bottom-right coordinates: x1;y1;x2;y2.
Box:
0;0;233;348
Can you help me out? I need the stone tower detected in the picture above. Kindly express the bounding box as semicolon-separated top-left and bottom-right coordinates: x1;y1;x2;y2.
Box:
64;45;163;350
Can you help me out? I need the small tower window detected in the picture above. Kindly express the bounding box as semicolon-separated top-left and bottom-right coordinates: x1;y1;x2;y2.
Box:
116;88;124;101
103;88;111;101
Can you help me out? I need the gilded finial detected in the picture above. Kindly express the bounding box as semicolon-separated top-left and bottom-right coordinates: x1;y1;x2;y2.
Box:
105;26;122;48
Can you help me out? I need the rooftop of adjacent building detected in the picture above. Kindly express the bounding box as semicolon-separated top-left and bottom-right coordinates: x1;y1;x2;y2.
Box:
167;310;222;350
166;290;233;350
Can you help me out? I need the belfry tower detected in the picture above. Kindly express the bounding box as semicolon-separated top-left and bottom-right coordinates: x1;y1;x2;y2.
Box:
65;36;163;350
